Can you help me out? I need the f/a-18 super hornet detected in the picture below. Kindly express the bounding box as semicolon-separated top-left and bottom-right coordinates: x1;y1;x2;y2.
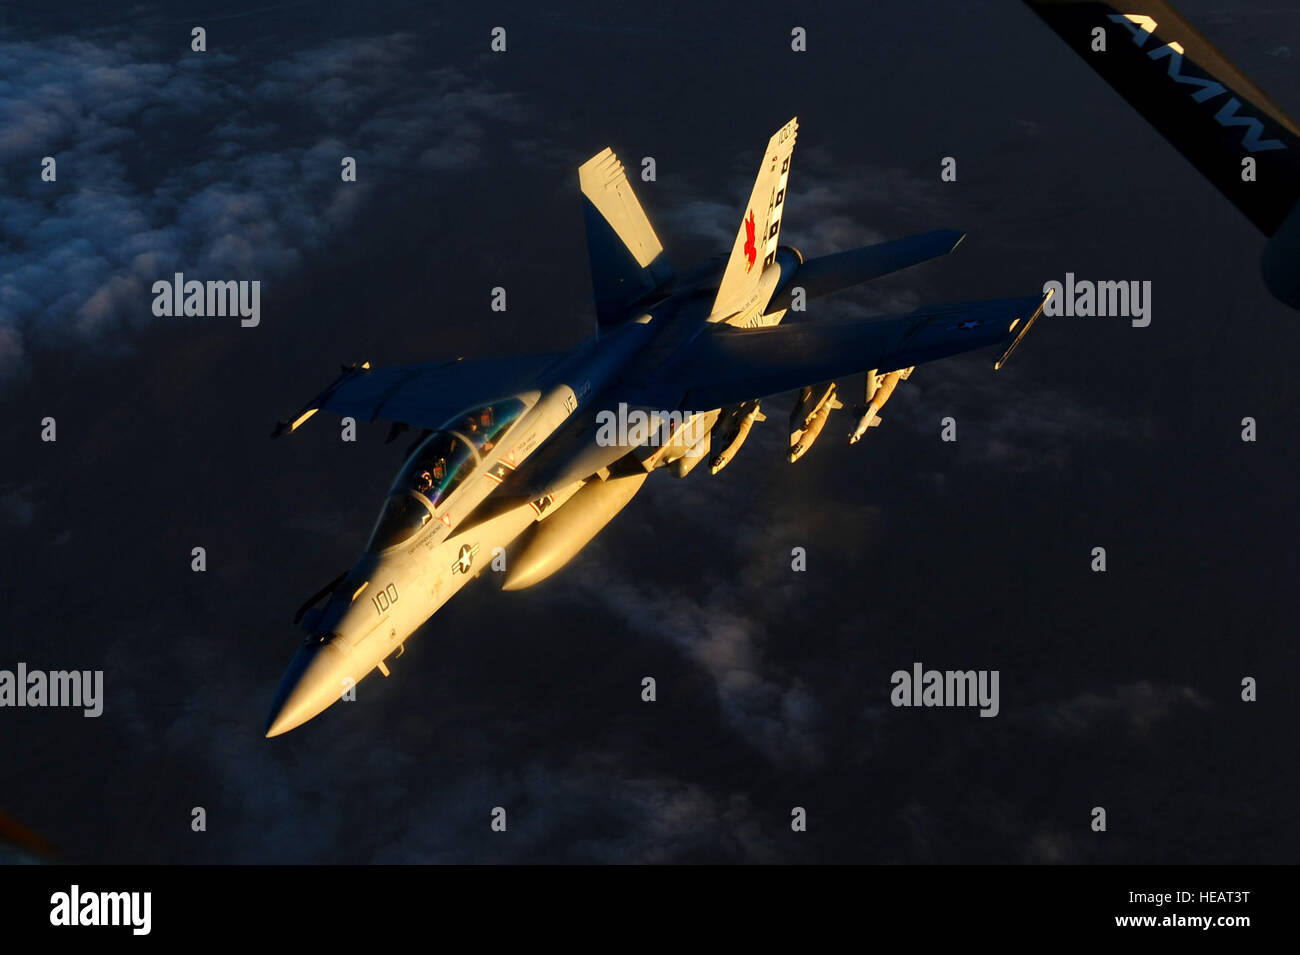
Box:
1023;0;1300;309
265;118;1050;737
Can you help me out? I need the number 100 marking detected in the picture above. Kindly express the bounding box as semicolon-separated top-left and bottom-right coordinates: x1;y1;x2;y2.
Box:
372;583;399;614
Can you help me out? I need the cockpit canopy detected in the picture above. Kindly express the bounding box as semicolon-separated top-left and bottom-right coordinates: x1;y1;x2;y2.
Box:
454;399;525;455
397;430;475;510
367;397;527;552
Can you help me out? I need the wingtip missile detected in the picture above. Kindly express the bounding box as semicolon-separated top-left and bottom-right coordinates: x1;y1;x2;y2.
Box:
272;361;374;438
994;288;1053;371
272;407;318;439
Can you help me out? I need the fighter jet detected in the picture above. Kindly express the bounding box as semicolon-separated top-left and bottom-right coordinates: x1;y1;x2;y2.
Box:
265;118;1050;736
1022;0;1300;309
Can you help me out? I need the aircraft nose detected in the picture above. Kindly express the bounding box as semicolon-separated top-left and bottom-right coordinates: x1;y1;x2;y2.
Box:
265;641;351;738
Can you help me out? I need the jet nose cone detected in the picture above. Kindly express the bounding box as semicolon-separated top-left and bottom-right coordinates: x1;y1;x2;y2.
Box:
265;642;349;738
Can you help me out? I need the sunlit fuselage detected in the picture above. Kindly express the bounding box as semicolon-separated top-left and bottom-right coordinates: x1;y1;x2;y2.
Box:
265;287;738;736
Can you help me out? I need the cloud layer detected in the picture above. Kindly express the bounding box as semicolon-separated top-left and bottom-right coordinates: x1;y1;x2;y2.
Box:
0;32;517;380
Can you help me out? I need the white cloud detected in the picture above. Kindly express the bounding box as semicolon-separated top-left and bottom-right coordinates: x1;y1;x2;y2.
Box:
0;33;520;381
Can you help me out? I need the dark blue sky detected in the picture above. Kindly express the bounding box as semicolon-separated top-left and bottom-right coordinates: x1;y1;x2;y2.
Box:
0;0;1296;862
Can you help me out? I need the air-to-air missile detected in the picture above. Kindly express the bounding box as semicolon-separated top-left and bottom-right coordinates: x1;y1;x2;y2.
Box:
788;382;843;463
848;366;913;443
709;401;767;474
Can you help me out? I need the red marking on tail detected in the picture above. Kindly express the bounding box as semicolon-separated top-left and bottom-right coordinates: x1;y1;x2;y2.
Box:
743;210;757;273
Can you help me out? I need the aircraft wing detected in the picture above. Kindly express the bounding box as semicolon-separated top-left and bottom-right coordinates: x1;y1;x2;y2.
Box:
272;351;568;437
618;294;1049;412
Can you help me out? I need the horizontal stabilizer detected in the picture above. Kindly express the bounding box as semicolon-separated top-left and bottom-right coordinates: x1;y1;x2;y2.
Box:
766;229;966;314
